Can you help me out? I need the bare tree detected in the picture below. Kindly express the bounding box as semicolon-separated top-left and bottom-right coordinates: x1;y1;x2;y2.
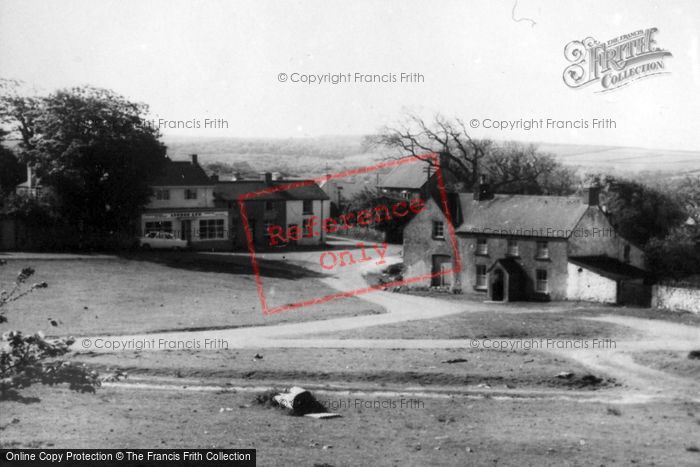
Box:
367;114;491;188
368;114;576;195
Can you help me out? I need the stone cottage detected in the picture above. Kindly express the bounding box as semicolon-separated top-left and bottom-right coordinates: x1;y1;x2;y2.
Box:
402;183;648;304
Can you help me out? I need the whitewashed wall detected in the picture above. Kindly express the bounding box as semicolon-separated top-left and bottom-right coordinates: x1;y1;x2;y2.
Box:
285;199;329;245
147;186;215;209
652;285;700;314
566;262;618;303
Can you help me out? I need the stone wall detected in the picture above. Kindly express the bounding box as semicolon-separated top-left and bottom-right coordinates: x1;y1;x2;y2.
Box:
402;198;458;288
460;236;569;300
652;285;700;313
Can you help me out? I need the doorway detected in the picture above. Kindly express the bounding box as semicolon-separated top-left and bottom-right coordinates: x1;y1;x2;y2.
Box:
431;255;452;287
491;268;505;301
180;220;192;243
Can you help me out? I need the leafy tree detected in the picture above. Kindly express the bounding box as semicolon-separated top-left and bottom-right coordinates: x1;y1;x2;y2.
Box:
0;145;23;197
0;79;43;150
673;176;700;224
1;83;168;237
0;261;101;400
645;228;700;280
587;174;687;246
484;142;576;195
0;111;24;197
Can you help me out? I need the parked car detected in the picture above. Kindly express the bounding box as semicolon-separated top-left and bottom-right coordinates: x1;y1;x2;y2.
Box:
139;231;188;250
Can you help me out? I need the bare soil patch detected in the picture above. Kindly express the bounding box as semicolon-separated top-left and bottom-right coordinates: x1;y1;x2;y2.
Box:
2;385;699;466
71;347;614;391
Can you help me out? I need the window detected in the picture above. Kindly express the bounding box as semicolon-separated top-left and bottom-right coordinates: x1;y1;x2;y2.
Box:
304;220;314;238
302;199;314;215
199;219;224;239
184;188;197;200
535;269;548;293
155;189;170;200
145;221;172;234
265;201;274;211
476;264;487;290
432;221;445;239
507;239;519;256
476;237;488;255
536;241;549;259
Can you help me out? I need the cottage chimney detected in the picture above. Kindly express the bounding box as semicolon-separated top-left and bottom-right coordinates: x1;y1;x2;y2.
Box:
473;174;492;201
233;171;242;181
264;172;273;185
582;186;600;206
190;154;198;165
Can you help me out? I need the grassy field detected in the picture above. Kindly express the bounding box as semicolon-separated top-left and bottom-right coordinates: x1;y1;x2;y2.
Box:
3;253;698;465
2;385;699;466
301;309;639;341
0;253;382;337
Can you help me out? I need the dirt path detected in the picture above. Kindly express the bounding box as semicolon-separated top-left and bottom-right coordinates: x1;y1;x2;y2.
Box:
73;240;480;350
102;375;657;404
556;315;700;400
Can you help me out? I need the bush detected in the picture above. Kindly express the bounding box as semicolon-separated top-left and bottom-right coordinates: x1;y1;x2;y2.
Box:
645;230;700;280
0;260;101;399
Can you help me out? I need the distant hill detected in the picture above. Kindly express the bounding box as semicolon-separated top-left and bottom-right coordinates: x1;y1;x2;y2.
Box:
535;143;700;176
161;136;700;181
162;135;387;178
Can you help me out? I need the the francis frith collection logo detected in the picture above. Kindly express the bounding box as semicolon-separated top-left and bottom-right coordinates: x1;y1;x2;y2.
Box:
563;27;672;92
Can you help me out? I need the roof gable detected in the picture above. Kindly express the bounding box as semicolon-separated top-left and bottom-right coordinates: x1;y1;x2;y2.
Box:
379;162;432;190
214;180;329;201
488;257;526;277
152;160;213;187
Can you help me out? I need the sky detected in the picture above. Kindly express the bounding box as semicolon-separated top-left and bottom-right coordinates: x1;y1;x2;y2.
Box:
1;0;699;151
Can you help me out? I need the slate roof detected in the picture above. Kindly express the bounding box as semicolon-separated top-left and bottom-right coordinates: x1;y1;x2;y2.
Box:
151;160;213;186
379;161;433;190
215;180;329;201
319;178;377;200
455;194;590;239
569;256;649;281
